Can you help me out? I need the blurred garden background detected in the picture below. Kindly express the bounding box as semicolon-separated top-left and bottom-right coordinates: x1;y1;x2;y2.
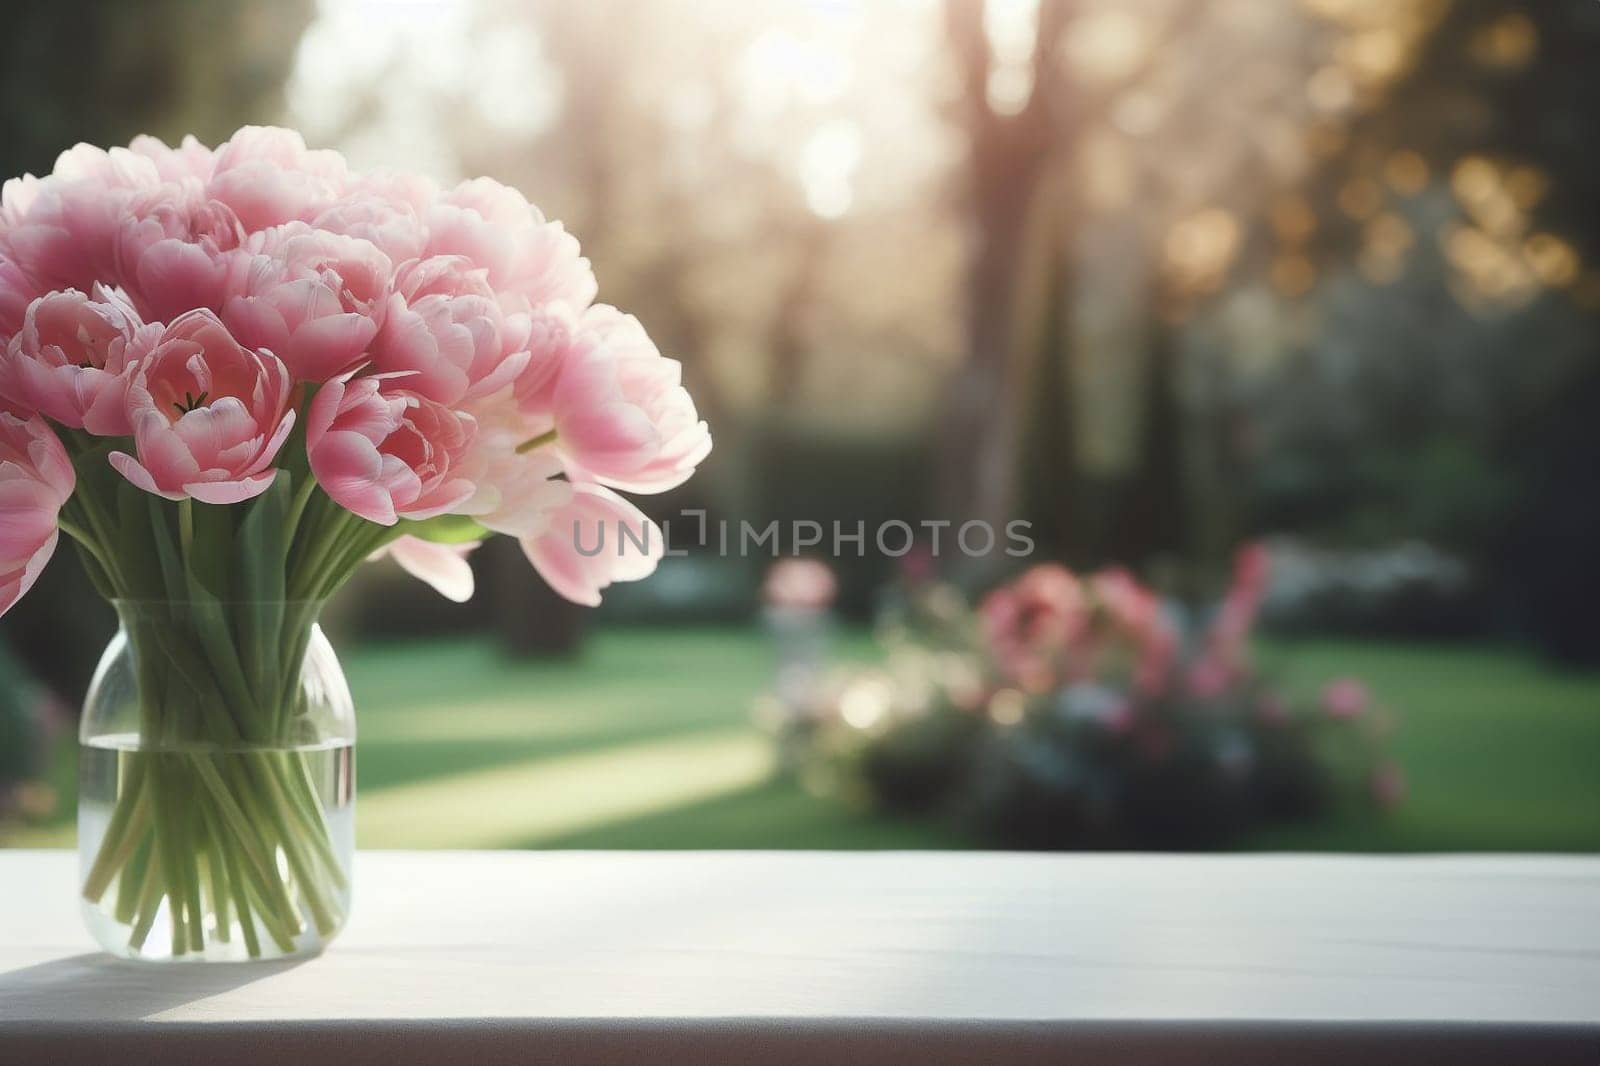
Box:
2;0;1597;852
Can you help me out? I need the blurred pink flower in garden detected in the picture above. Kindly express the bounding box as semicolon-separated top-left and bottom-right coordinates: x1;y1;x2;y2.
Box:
763;558;838;611
109;310;295;504
1256;694;1289;725
980;564;1086;691
0;288;150;434
1206;541;1271;676
899;543;937;585
520;483;663;607
1321;677;1372;719
0;413;73;617
307;374;476;525
1091;567;1175;692
1185;656;1232;699
1371;762;1406;809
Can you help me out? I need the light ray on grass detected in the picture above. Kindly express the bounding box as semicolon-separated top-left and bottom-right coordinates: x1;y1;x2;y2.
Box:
356;729;776;849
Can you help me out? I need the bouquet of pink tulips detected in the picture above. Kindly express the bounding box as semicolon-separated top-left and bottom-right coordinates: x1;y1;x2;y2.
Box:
0;126;709;957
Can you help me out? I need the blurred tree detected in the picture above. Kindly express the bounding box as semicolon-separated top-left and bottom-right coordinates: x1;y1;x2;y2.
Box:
940;0;1331;585
1225;0;1600;652
935;0;1071;540
948;0;1596;628
407;0;967;629
0;0;312;178
283;0;1599;652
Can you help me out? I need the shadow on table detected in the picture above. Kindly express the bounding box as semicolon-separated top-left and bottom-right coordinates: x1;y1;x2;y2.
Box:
0;953;305;1021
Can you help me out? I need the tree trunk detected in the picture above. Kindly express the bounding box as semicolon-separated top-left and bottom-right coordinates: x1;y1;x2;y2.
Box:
937;0;1075;541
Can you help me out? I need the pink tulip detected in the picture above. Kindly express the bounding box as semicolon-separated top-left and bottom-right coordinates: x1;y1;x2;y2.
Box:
456;408;572;536
115;179;244;321
312;196;426;265
370;535;479;603
371;290;527;406
392;255;497;304
306;374;476;525
223;225;390;382
1321;678;1371;720
0;413;74;617
426;177;597;312
313;170;436;264
520;483;663;607
346;168;437;216
207;126;347;234
0;145;164;295
0;174;42;230
0;258;40;345
0;288;152;434
109;310;295;504
50;143;163;190
1;179;127;295
248;223;392;318
539;306;711;494
509;302;583;415
127;134;216;184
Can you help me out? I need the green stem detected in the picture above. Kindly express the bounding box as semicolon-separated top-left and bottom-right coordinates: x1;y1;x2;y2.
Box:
198;809;232;945
81;760;150;902
115;840;152;926
73;463;353;959
515;427;558;454
178;499;195;562
212;804;262;959
57;516;119;591
125;850;165;952
284;472;318;546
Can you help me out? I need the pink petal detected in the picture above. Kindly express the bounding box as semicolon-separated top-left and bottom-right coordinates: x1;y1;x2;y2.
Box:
0;529;56;618
385;535;478;603
310;431;400;525
185;469;278;505
109;450;184;500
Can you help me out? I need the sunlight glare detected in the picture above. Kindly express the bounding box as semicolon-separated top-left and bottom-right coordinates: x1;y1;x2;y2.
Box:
740;28;854;113
801;118;862;219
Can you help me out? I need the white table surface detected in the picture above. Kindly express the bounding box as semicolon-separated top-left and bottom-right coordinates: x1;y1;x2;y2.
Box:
2;850;1597;1064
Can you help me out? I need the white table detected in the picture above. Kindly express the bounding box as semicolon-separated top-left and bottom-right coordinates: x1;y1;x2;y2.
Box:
2;850;1597;1064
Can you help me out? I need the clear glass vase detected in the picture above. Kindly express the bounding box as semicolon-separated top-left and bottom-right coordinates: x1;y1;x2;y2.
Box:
78;600;355;962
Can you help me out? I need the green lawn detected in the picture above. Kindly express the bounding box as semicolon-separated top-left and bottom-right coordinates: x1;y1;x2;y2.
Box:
1252;639;1600;852
7;628;1598;852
